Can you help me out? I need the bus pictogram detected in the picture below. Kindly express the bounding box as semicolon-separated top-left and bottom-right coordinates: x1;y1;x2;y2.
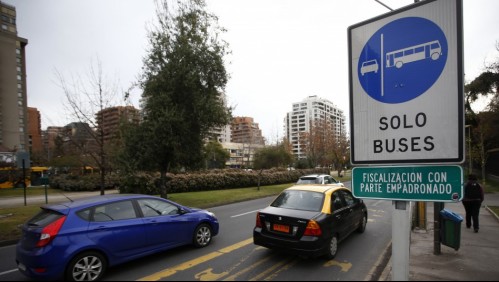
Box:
356;17;448;104
385;40;442;69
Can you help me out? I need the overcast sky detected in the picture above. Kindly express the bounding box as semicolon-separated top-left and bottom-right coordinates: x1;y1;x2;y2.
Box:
7;0;499;144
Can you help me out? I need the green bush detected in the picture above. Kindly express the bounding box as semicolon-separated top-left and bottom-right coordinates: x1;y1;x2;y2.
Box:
49;168;330;194
49;174;120;192
118;168;329;195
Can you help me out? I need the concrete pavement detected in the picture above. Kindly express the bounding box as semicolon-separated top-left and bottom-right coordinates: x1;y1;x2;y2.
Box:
380;192;499;281
0;188;119;208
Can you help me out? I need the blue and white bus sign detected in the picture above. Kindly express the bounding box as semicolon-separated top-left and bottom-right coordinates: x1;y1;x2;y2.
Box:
358;17;448;104
348;0;464;165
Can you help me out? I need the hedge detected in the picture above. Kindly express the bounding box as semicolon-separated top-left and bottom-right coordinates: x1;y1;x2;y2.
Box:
49;168;330;194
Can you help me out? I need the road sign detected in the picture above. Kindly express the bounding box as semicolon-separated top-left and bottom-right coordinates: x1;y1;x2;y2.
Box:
352;165;463;202
348;0;464;165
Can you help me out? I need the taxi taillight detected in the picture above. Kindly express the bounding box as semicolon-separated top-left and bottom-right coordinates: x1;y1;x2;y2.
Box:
255;212;262;228
303;220;322;237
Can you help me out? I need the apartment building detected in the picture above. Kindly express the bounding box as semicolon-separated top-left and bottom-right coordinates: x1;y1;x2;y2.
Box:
0;1;28;152
96;106;140;143
27;107;43;154
284;95;346;159
230;117;265;145
223;142;265;168
42;126;64;161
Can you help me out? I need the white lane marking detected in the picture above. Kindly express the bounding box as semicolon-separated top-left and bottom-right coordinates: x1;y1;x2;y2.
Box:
0;269;18;276
231;210;259;218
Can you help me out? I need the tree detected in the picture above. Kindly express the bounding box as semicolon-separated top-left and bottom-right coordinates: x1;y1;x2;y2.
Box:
327;132;350;177
204;140;230;169
465;42;499;185
306;118;337;168
55;58;119;195
253;144;293;170
124;0;231;198
302;118;349;175
253;143;293;190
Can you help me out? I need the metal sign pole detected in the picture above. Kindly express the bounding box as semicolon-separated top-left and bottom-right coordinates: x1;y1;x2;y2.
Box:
392;201;410;281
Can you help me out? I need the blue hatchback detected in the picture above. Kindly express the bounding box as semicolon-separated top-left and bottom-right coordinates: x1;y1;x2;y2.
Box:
16;194;219;281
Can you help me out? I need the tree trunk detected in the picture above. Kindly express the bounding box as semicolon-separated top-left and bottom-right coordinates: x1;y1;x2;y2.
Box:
258;169;263;191
100;167;106;196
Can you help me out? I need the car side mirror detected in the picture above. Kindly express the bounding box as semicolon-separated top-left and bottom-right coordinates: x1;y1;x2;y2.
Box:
179;208;188;215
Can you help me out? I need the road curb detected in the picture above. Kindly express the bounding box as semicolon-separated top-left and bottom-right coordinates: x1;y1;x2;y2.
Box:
0;239;18;248
364;240;392;281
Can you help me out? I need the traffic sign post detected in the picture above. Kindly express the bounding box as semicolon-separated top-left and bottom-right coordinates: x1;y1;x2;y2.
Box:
348;1;464;280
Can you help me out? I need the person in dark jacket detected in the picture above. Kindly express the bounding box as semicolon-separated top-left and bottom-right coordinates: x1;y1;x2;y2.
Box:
462;174;485;233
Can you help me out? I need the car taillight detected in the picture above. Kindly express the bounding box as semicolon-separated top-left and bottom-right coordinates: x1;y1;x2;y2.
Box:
303;220;322;237
36;216;66;248
255;212;262;228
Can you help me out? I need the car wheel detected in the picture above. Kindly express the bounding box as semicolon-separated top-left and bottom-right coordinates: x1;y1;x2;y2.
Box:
325;234;338;260
65;251;107;281
193;223;212;248
357;213;367;233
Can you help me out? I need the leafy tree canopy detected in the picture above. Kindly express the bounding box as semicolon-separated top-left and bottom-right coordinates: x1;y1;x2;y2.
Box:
122;0;231;197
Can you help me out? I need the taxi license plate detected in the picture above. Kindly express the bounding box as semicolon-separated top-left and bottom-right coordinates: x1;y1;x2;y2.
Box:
273;224;290;233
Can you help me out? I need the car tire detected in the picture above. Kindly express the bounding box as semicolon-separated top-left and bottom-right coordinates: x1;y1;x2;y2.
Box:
193;223;212;248
357;213;367;233
325;234;338;260
65;251;107;281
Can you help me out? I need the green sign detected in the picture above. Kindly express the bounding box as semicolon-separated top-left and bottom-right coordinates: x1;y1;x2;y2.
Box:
352;165;463;202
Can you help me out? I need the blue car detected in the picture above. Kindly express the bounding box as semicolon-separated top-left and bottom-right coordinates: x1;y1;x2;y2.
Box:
16;194;219;281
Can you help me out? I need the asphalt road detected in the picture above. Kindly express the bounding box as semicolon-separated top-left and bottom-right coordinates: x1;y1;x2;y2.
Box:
0;193;393;281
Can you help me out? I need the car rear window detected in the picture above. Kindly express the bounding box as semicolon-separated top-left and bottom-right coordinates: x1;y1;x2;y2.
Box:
271;190;324;212
297;177;320;184
27;208;64;228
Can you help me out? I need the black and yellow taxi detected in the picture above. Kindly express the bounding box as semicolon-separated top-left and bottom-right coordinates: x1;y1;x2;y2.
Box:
253;185;367;259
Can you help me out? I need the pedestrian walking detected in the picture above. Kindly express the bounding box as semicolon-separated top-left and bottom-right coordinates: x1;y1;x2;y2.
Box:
462;174;484;233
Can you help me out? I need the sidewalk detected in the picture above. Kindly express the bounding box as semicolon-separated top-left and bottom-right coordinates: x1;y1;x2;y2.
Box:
0;188;119;208
380;192;499;281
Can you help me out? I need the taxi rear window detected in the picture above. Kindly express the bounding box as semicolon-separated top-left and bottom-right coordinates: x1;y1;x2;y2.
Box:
271;190;324;212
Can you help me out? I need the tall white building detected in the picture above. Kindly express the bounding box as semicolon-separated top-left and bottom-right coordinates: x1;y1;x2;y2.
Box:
284;95;346;159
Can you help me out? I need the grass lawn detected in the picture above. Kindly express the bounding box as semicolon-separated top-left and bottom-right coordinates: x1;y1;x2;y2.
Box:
0;186;59;197
0;205;41;242
484;178;499;193
489;206;499;217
